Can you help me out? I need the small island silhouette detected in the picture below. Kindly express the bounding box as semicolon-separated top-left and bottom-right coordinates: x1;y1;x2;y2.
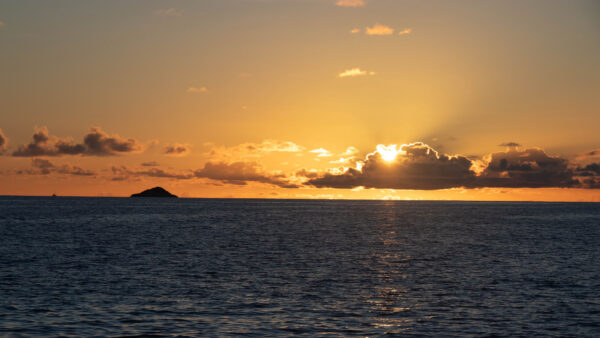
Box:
130;187;178;198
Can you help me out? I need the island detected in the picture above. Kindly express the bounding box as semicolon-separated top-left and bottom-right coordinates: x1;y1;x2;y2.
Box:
130;187;178;198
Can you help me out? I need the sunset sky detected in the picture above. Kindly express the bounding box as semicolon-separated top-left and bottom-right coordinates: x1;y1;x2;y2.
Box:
1;0;599;201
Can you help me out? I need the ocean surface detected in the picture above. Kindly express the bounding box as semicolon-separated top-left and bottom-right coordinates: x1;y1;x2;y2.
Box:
1;197;599;337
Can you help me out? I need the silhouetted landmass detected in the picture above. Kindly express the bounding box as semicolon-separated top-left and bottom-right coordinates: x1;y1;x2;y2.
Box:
130;187;177;198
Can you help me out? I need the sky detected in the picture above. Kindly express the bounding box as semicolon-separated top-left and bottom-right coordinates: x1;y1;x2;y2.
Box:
1;0;599;201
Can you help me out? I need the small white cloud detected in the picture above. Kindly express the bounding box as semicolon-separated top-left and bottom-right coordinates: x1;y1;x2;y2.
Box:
366;24;394;35
344;146;359;155
398;28;412;35
155;8;183;17
336;0;365;7
338;68;374;78
310;148;333;157
187;86;208;93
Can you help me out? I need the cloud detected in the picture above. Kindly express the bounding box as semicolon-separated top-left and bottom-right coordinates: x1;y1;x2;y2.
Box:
574;163;600;188
310;148;333;157
305;143;597;190
12;126;85;157
499;142;521;148
307;143;476;190
398;28;412;35
0;128;7;152
338;68;375;78
344;146;359;155
477;147;577;188
207;139;305;160
365;24;394;35
575;163;600;176
19;158;95;176
187;86;207;93
164;143;190;157
155;8;182;17
194;161;298;188
12;126;142;157
336;0;365;7
350;28;361;34
141;161;160;167
576;149;600;163
110;166;193;181
83;127;143;156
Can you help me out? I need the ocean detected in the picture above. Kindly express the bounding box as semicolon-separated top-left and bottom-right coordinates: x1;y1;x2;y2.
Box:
1;197;599;336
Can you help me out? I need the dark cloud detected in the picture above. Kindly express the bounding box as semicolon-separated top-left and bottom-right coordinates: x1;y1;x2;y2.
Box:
573;163;600;189
307;143;476;190
305;143;598;190
112;161;299;187
83;127;142;155
164;144;190;156
12;127;79;157
194;161;298;188
19;158;95;176
574;163;600;176
499;142;521;147
141;161;160;167
12;126;142;157
0;128;7;152
477;148;577;188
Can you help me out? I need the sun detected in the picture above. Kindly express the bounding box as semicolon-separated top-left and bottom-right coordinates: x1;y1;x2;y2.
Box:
376;144;399;162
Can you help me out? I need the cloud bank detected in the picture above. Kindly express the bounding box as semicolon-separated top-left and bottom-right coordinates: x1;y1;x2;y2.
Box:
19;158;95;176
194;161;298;188
306;143;600;190
12;126;143;157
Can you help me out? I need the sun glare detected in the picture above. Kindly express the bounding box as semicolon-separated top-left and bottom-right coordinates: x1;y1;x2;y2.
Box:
376;144;399;162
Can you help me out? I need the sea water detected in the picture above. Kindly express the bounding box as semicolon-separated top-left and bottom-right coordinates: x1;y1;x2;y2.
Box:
1;197;599;336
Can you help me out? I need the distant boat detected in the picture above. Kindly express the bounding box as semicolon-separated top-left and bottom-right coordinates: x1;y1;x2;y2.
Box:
130;186;178;198
52;193;57;197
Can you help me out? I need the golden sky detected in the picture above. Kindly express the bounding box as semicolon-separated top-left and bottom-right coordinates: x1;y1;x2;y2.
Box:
1;0;599;201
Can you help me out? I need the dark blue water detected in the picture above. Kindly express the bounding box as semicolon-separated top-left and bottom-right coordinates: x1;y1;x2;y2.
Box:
1;197;599;336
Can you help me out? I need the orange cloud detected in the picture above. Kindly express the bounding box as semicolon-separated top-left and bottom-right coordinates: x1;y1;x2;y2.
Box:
338;68;375;78
111;165;193;181
187;86;207;93
365;24;394;35
207;139;305;160
397;28;412;35
350;28;361;34
194;161;298;188
336;0;365;7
